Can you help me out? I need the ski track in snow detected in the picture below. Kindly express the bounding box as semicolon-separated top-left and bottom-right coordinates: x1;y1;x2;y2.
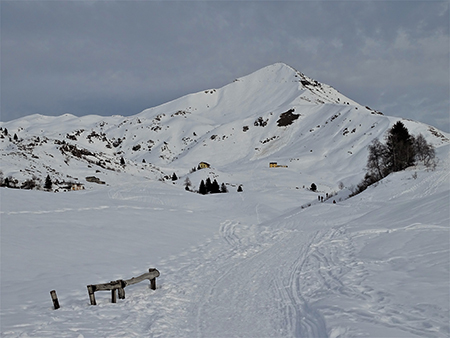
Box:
0;205;193;216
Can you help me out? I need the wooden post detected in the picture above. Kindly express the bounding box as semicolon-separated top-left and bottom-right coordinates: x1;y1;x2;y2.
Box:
50;290;60;310
118;287;125;299
87;285;97;305
149;268;157;290
111;289;117;303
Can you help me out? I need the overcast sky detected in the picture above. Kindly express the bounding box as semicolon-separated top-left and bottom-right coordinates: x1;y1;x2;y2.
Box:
1;1;449;132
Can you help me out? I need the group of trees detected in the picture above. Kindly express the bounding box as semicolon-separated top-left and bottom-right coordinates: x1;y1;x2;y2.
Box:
183;176;242;194
353;121;436;195
1;173;53;191
198;178;228;195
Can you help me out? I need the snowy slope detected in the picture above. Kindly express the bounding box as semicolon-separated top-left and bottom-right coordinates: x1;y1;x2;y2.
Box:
1;146;448;337
1;63;449;337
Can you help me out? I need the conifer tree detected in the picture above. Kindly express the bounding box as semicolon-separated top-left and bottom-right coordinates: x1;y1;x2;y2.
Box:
220;183;228;193
385;121;415;172
44;174;52;190
199;180;207;195
211;179;220;194
205;177;212;193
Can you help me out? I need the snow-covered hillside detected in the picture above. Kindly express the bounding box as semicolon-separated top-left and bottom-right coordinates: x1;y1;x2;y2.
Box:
1;63;448;192
1;63;449;337
1;145;449;337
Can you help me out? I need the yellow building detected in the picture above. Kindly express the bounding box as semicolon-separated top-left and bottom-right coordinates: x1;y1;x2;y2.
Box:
269;162;288;168
198;162;210;169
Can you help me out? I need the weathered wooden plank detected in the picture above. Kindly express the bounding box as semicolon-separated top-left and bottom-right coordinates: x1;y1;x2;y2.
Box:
123;269;160;287
92;280;125;291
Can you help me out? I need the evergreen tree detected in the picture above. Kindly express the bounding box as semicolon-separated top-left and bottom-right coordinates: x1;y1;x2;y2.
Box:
237;185;243;192
385;121;415;172
211;179;220;194
310;183;317;192
120;157;125;166
220;183;228;193
172;172;178;181
199;180;207;195
44;174;52;190
205;177;212;193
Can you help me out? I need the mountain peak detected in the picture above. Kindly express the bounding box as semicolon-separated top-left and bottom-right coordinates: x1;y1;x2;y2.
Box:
237;62;301;83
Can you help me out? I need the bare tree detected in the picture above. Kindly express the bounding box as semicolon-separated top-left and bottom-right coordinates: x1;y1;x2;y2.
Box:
366;138;388;180
414;133;436;168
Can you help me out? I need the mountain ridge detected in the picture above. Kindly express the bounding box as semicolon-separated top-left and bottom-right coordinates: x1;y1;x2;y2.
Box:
1;63;449;191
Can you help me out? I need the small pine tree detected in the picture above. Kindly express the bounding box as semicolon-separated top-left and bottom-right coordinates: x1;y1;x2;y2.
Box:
172;173;178;181
13;133;18;141
120;157;125;166
220;183;228;193
205;177;212;193
184;177;192;191
211;179;220;193
310;183;317;192
44;175;52;190
237;185;243;192
199;180;207;195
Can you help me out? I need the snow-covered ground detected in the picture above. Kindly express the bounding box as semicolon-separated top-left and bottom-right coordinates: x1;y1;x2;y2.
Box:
1;145;448;337
1;63;449;337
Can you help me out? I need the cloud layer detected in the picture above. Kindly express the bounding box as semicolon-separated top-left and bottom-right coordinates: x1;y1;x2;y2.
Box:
1;1;448;131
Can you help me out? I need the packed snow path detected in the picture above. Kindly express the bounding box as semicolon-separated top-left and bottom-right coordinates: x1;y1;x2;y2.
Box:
1;156;449;337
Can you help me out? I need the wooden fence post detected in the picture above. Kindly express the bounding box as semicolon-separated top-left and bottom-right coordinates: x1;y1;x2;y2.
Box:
149;268;157;290
50;290;60;310
87;285;97;305
87;268;159;305
111;289;117;303
118;287;125;299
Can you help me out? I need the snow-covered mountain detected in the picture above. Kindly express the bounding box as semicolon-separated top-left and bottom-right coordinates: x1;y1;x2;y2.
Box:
1;63;449;337
1;62;448;191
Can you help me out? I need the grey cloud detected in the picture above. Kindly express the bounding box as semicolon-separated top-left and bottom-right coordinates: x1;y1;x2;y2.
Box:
1;1;448;132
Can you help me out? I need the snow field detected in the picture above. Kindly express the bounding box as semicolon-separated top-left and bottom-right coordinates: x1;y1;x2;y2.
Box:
1;146;449;337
